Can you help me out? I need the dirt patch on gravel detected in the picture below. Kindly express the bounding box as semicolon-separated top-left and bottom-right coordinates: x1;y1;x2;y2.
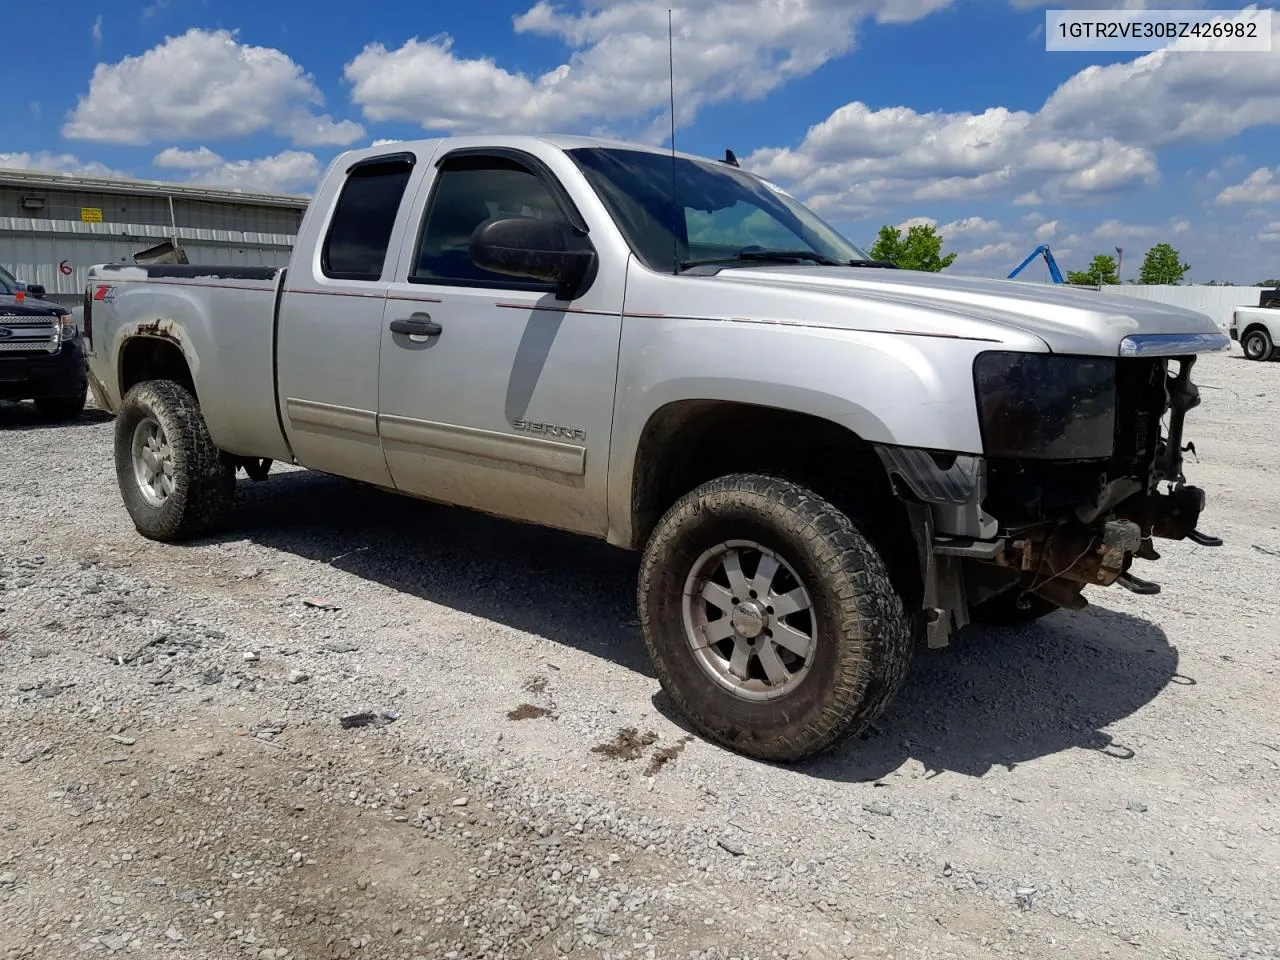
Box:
644;736;693;777
591;727;658;762
506;703;552;721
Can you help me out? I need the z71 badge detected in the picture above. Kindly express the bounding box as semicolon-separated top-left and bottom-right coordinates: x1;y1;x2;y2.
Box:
511;419;586;442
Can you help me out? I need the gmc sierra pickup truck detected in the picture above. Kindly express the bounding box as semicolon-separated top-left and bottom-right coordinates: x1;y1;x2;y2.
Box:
84;135;1230;761
0;264;87;419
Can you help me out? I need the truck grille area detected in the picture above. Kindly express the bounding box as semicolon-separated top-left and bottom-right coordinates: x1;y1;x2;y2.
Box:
0;316;60;355
984;358;1169;526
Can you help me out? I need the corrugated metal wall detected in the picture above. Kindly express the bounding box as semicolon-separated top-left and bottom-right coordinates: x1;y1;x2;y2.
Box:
1;180;305;306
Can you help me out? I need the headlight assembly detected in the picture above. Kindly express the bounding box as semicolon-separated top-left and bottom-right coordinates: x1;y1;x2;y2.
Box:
973;352;1116;460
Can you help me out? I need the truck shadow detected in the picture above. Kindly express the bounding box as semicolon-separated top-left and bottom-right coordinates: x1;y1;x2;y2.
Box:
0;401;114;430
229;469;1180;781
231;469;653;676
717;607;1178;783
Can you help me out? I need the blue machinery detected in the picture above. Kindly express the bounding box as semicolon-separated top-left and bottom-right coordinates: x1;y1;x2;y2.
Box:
1008;245;1064;284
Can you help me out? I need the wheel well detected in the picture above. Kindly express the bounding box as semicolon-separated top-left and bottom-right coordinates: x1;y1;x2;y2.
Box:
630;400;921;606
119;336;195;399
1243;322;1274;342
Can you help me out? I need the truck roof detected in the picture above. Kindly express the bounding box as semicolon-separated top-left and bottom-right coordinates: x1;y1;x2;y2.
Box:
339;134;732;170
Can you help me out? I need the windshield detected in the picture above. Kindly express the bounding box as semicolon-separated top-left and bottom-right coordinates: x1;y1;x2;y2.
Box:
0;265;17;295
566;147;870;273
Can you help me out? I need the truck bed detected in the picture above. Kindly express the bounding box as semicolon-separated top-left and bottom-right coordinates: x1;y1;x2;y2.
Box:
86;262;291;461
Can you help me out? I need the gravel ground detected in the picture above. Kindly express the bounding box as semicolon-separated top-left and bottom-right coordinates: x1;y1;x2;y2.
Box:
1;349;1277;960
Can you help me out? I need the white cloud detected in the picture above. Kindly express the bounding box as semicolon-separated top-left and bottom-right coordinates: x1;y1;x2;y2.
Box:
897;216;936;230
1216;166;1280;204
153;146;223;170
1038;15;1280;147
345;1;954;137
1009;0;1198;8
153;148;321;194
736;8;1275;226
1259;222;1280;243
280;113;367;148
64;28;364;148
746;101;1157;216
940;216;1000;236
370;138;404;146
0;151;123;179
1034;220;1058;242
955;241;1016;263
1090;219;1159;242
92;14;103;47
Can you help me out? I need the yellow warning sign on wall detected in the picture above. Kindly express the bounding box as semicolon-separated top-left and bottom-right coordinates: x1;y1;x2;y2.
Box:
80;207;103;223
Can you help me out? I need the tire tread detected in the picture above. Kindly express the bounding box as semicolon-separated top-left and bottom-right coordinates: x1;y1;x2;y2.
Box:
638;473;913;762
113;380;234;542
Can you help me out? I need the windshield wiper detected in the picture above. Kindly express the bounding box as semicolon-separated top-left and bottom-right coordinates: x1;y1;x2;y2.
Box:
679;250;899;270
680;250;839;269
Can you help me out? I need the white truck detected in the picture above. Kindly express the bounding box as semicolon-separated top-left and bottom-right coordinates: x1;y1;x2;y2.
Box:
1230;291;1279;360
84;135;1230;761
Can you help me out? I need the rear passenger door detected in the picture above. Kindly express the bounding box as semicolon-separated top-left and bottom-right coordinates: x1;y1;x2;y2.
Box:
276;151;429;486
377;148;625;537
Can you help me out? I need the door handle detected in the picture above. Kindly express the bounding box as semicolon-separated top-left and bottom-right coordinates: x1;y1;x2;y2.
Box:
389;314;442;338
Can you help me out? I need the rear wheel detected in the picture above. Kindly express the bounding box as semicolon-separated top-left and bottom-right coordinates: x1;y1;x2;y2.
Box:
34;383;87;421
113;380;235;541
970;589;1059;626
1242;327;1274;361
638;474;913;762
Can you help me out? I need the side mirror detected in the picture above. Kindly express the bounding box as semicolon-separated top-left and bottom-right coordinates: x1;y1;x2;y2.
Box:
27;283;46;299
470;217;596;300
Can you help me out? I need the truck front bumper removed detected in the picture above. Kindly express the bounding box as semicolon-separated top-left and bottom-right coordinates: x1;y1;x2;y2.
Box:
877;355;1220;647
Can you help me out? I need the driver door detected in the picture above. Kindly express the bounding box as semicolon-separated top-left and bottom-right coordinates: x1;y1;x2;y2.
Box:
377;149;625;537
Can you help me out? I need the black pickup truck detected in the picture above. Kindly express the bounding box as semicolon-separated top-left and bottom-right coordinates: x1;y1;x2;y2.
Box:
0;264;87;420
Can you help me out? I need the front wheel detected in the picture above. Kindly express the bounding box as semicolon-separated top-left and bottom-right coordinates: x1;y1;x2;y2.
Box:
1242;328;1275;361
113;380;235;542
638;474;913;762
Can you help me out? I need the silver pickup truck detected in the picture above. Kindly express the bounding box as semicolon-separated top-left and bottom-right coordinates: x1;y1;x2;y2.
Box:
84;134;1230;761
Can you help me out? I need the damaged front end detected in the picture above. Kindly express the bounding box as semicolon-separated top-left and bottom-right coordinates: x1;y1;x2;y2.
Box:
879;351;1221;647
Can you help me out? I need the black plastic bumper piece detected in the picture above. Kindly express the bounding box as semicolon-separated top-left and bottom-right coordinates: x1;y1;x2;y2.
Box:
0;337;87;401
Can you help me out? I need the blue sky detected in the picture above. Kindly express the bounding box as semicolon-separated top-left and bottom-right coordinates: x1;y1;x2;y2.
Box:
6;0;1279;283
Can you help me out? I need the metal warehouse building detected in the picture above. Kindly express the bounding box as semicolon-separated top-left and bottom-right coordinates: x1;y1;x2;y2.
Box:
0;168;307;307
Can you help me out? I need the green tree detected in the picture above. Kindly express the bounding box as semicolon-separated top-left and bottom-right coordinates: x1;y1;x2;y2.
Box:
869;223;957;272
1138;243;1190;285
1067;254;1120;285
1257;279;1280;287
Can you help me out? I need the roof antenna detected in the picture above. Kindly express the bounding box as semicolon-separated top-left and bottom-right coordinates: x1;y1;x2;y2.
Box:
668;8;679;274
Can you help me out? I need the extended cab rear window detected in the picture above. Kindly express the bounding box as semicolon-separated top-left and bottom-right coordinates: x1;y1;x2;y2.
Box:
321;155;414;282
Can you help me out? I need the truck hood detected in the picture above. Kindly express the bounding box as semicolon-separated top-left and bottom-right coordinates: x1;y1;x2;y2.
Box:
716;265;1225;356
0;294;67;317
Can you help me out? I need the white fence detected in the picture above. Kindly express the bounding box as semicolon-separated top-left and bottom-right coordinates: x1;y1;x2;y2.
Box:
1065;284;1268;331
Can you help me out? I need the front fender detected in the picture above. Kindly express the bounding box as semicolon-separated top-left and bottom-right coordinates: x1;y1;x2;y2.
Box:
605;317;1002;547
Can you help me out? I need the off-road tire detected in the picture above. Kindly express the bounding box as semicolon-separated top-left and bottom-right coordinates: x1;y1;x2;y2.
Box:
969;590;1059;626
637;474;913;762
1242;327;1275;361
114;380;235;542
34;383;87;421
